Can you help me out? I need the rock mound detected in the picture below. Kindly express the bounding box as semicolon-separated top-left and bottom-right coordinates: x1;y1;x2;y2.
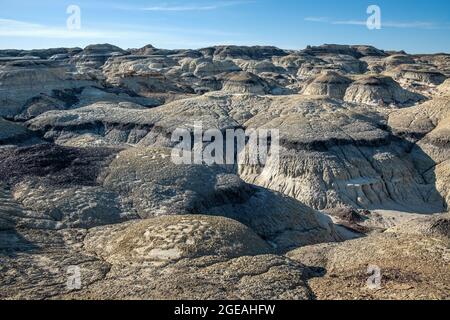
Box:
318;54;367;74
344;75;424;106
84;215;272;265
384;54;415;68
221;71;272;94
303;72;352;99
302;44;385;59
179;58;241;77
200;45;288;60
70;44;126;69
0;219;313;300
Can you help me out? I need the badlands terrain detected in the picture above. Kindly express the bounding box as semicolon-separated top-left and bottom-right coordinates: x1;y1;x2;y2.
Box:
0;43;449;300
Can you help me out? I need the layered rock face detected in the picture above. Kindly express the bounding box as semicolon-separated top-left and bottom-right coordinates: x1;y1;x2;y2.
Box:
0;43;449;300
0;60;93;118
389;98;450;208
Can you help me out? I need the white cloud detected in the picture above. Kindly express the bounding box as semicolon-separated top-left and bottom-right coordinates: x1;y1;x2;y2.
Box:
0;18;245;49
142;5;221;11
334;20;437;29
0;18;109;38
116;1;252;12
0;18;239;39
304;17;329;23
0;18;40;28
305;17;444;29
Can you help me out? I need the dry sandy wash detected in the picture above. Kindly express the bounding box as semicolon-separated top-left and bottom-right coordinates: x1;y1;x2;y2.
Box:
0;44;449;300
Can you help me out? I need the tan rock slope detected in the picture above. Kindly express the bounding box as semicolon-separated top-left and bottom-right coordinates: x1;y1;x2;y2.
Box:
287;214;450;300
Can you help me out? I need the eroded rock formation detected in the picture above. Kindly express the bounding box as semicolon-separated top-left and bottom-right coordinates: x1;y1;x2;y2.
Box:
0;43;449;300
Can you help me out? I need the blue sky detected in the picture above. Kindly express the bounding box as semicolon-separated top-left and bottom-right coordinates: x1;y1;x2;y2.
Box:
0;0;449;53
